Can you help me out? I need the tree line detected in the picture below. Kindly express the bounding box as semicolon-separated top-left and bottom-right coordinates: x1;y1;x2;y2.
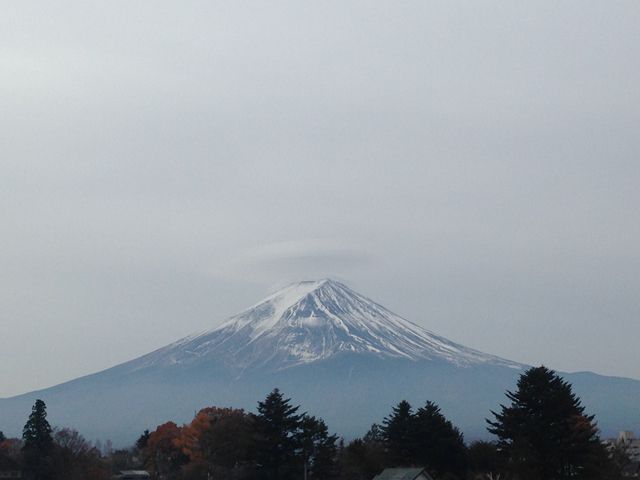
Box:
0;366;631;479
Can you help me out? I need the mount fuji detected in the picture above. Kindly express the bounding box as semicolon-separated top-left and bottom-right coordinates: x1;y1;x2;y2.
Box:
1;279;639;445
131;279;521;373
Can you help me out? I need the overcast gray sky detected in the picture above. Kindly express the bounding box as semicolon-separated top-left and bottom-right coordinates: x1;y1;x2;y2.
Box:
2;1;639;398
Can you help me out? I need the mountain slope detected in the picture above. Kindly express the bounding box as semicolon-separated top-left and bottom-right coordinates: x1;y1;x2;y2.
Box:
1;279;638;446
127;279;520;373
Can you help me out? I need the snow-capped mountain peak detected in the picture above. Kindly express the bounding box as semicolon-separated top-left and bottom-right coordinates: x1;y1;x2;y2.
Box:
132;279;520;372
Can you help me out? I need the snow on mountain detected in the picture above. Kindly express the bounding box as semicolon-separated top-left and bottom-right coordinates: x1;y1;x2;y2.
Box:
129;279;520;373
2;278;639;446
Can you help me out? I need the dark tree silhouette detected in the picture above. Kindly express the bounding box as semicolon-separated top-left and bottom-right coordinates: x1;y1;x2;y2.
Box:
52;428;108;480
413;401;467;478
381;400;416;466
337;433;386;480
22;399;54;480
254;388;304;480
488;366;611;480
299;415;338;479
378;399;467;478
135;429;150;450
467;440;501;477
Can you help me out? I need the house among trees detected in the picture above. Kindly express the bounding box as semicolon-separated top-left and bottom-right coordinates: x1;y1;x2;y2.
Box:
372;467;434;480
609;431;640;462
604;430;640;478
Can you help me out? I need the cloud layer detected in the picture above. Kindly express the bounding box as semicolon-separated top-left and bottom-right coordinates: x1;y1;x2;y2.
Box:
1;1;639;396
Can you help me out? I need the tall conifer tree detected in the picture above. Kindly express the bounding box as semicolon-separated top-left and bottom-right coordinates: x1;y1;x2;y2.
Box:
414;401;467;478
22;399;54;480
299;415;338;479
381;400;416;466
488;366;610;480
254;388;303;480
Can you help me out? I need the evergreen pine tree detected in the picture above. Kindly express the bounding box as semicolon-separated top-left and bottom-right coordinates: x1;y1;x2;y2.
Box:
254;388;304;480
487;366;611;480
413;401;467;479
363;423;383;444
299;415;338;479
381;400;416;466
22;399;54;480
135;429;150;450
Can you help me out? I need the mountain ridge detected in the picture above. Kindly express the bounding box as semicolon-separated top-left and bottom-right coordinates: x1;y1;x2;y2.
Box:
124;279;522;374
1;279;638;446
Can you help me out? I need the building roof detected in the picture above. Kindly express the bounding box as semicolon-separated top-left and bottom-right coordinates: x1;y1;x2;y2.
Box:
372;468;433;480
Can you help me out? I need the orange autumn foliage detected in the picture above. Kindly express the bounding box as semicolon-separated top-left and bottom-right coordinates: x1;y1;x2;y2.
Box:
176;407;254;467
145;421;185;476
